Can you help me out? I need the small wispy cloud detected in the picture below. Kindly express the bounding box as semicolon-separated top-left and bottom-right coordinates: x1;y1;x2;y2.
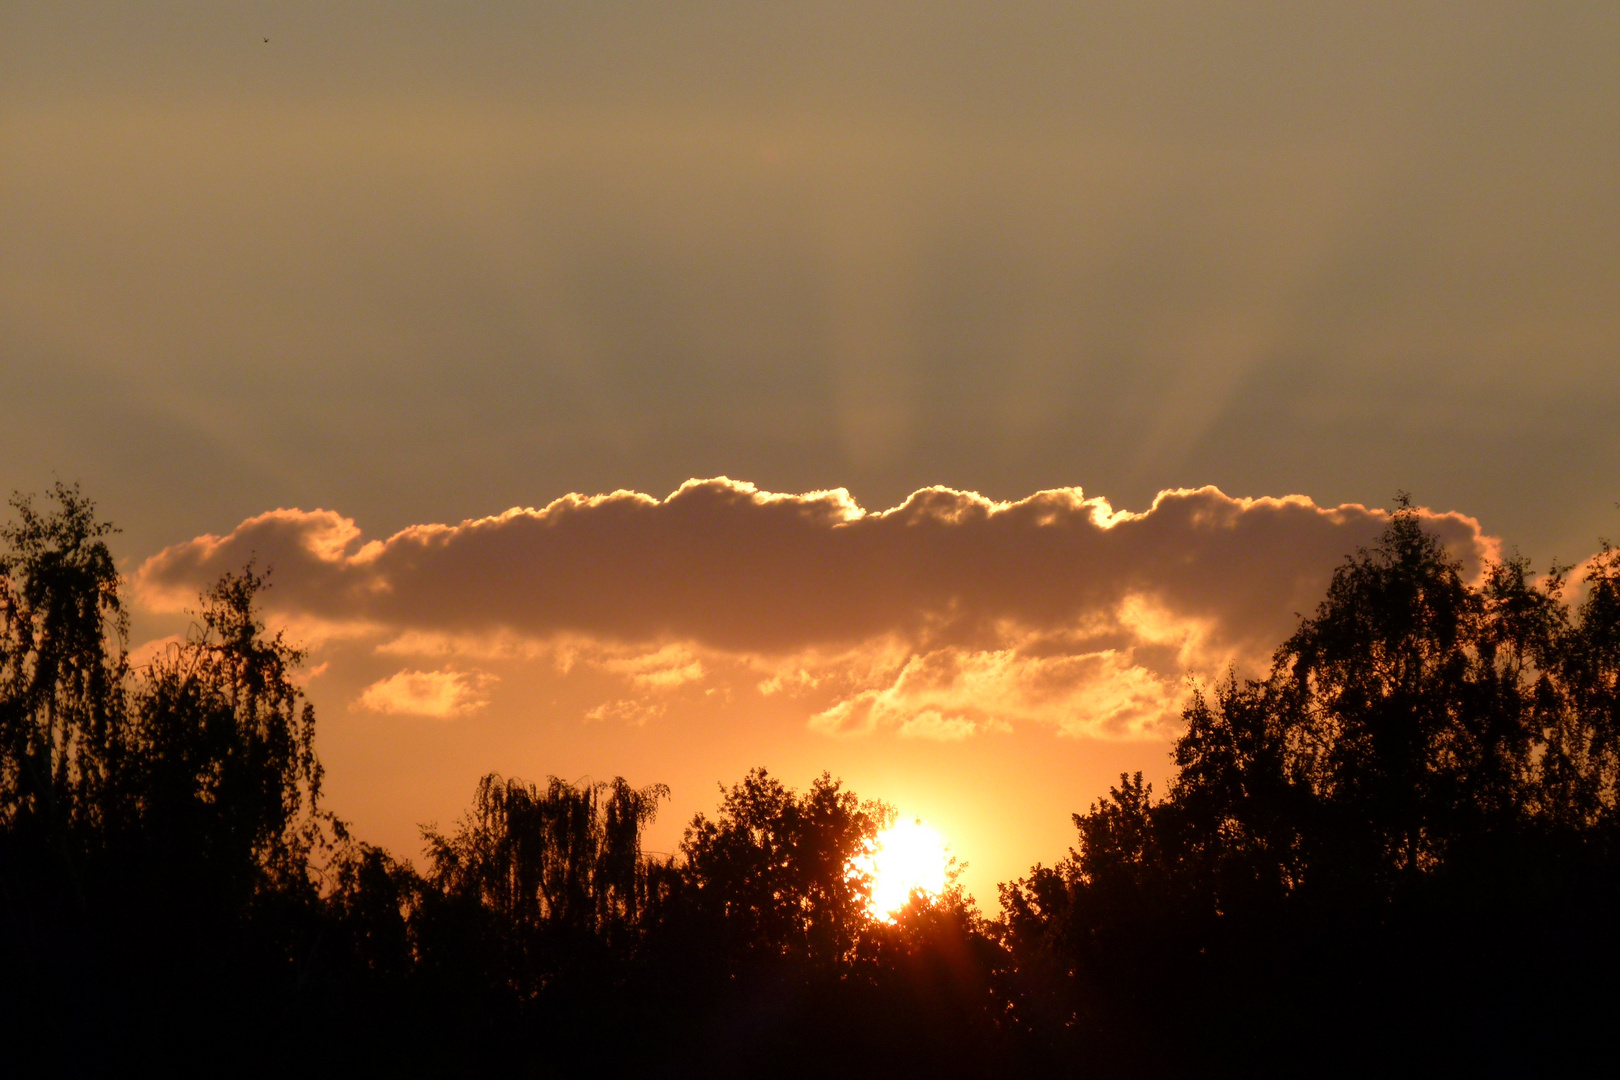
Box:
355;668;497;719
584;698;667;726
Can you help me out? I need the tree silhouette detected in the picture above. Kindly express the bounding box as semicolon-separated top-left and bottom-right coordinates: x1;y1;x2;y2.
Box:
674;767;885;971
414;771;668;1006
0;482;127;859
7;484;1620;1073
0;491;347;1067
998;497;1620;1072
128;566;332;904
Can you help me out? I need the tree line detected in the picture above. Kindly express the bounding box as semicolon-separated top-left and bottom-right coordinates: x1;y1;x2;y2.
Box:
3;485;1617;1075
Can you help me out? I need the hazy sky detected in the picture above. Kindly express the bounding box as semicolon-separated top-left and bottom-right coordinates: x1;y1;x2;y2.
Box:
5;3;1619;899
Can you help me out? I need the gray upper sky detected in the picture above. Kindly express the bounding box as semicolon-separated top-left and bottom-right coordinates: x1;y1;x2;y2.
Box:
5;1;1619;562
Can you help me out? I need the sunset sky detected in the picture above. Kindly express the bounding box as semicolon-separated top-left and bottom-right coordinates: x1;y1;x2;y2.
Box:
5;3;1618;901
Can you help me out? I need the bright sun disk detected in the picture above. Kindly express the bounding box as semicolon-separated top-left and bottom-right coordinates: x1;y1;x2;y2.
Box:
860;818;949;920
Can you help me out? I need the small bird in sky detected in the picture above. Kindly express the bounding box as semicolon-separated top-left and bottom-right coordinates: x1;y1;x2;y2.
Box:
263;37;269;44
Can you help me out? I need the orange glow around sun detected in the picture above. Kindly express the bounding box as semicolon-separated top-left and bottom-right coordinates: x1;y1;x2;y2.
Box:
860;818;949;920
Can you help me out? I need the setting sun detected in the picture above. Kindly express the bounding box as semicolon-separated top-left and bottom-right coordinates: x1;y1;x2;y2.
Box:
861;818;950;919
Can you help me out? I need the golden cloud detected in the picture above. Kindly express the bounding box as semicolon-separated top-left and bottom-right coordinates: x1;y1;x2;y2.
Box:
354;668;497;719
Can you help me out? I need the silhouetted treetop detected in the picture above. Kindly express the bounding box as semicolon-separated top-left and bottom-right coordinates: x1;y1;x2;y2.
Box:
0;482;128;839
678;767;889;971
424;771;668;935
129;565;332;895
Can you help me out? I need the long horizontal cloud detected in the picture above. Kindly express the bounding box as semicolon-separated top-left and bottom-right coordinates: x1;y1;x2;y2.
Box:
136;478;1489;654
134;479;1494;738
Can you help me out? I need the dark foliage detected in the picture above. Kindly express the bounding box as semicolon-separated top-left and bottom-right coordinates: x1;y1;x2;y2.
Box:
998;498;1620;1074
4;486;1618;1075
0;487;339;1072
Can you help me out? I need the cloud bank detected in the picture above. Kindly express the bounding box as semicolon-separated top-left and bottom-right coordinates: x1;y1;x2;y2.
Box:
135;480;1494;739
